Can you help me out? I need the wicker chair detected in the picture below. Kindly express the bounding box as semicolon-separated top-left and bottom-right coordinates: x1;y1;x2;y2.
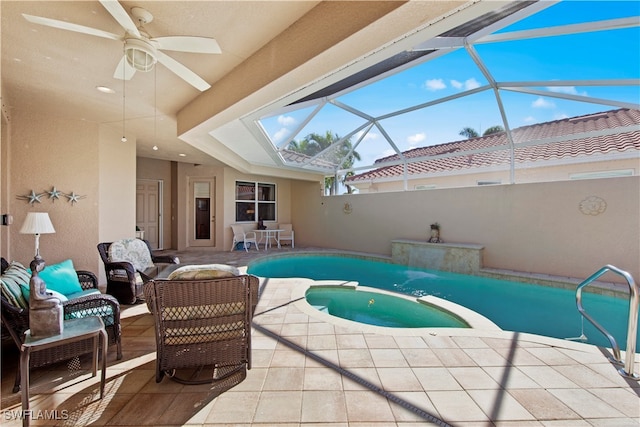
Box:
97;240;179;304
143;274;259;385
0;258;122;393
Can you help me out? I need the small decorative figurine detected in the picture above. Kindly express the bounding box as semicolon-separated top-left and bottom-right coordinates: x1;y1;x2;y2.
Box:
28;258;64;337
428;222;443;243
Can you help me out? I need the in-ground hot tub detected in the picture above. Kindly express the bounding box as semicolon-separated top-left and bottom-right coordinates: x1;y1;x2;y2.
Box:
306;286;469;328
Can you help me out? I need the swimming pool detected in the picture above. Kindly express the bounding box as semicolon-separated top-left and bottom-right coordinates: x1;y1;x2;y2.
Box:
248;253;638;349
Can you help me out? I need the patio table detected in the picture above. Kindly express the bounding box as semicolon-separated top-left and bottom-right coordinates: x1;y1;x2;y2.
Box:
256;229;283;250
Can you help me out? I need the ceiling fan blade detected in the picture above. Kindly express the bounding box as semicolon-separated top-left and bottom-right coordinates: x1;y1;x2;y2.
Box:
113;56;136;80
22;14;121;40
99;0;140;37
156;51;210;91
153;36;221;54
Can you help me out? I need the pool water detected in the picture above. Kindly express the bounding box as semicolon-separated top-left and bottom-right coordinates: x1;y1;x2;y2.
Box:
306;287;469;328
249;254;639;349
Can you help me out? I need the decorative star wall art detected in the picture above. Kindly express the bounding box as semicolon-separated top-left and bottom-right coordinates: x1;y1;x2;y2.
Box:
17;186;87;205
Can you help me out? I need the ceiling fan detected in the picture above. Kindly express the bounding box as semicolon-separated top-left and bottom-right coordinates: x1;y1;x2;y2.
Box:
22;0;220;91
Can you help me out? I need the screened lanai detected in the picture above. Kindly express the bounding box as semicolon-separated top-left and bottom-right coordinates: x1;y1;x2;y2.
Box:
252;0;639;193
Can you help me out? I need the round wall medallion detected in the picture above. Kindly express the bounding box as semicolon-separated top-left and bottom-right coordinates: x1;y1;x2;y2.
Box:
579;196;607;216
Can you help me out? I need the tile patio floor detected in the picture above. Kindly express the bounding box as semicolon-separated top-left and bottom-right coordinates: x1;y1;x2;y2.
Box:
1;246;638;426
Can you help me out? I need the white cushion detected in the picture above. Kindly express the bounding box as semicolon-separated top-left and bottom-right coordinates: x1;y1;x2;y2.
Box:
108;239;154;272
167;264;239;280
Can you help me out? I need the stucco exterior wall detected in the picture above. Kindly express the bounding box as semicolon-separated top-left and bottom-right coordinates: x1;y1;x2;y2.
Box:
292;176;639;283
356;157;639;193
1;108;9;259
6;110;105;273
223;168;293;251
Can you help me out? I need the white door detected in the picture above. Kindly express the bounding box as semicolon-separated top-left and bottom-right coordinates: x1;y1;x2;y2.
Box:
136;180;162;249
188;178;215;247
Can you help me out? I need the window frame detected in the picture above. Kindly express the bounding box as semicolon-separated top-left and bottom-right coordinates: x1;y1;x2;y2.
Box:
235;181;277;223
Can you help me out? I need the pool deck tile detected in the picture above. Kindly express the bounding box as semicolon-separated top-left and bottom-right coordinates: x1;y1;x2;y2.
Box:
2;246;639;426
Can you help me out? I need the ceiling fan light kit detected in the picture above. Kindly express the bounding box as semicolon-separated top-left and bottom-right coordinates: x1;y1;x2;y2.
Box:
21;1;219;91
125;38;157;72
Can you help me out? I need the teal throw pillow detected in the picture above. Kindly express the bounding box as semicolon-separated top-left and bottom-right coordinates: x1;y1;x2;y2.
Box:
34;259;83;296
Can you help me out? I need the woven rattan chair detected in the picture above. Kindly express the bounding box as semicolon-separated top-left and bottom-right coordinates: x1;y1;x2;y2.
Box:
143;274;258;385
97;240;179;304
0;258;122;392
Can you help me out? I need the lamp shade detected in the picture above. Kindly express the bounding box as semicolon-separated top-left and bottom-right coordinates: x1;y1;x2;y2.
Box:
20;212;56;235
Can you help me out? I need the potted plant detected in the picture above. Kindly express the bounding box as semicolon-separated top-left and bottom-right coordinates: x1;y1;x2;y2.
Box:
428;222;442;243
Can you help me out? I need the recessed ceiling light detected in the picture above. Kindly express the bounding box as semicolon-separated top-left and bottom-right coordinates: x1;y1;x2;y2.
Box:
179;153;186;157
96;86;115;94
152;145;158;151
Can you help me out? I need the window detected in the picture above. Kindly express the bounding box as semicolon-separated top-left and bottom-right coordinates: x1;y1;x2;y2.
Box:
235;181;276;222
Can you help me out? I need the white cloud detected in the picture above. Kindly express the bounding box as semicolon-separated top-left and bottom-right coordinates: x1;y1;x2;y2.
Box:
407;133;426;145
355;130;379;142
547;86;588;97
277;115;297;127
464;78;481;90
450;78;480;90
272;128;291;143
523;116;536;123
363;132;379;141
424;78;446;91
532;97;556;108
554;113;569;120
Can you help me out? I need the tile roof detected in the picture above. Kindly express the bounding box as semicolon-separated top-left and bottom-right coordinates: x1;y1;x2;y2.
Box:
346;108;640;183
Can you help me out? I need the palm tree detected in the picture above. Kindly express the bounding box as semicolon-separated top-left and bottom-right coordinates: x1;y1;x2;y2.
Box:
459;127;479;139
459;125;505;139
288;131;361;194
482;125;504;136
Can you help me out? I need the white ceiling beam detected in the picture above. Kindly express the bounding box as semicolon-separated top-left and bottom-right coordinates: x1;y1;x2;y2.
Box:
477;16;639;44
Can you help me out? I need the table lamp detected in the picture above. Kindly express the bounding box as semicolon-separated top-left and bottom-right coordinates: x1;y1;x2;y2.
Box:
20;212;56;259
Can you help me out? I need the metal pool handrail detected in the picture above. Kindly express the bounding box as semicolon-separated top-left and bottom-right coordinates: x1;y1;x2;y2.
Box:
576;264;639;379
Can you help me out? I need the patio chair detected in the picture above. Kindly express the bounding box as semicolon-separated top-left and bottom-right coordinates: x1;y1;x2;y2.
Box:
143;274;258;385
277;223;295;248
230;224;259;252
0;257;122;392
97;239;179;304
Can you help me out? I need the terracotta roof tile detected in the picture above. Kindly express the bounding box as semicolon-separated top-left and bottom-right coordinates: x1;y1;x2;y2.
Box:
347;108;640;183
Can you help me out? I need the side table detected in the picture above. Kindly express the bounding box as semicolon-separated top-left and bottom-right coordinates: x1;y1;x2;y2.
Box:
20;317;107;427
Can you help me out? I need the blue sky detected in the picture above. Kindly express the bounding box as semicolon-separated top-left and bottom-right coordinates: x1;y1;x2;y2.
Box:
261;1;640;170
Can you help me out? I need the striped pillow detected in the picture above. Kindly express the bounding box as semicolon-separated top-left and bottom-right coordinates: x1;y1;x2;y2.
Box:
0;261;31;309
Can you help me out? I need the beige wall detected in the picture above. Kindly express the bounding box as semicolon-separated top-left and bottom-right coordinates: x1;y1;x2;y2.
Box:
6;111;98;271
138;159;299;252
0;107;135;282
137;157;173;249
292;176;640;283
355;157;639;193
1;107;9;258
98;125;136;252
